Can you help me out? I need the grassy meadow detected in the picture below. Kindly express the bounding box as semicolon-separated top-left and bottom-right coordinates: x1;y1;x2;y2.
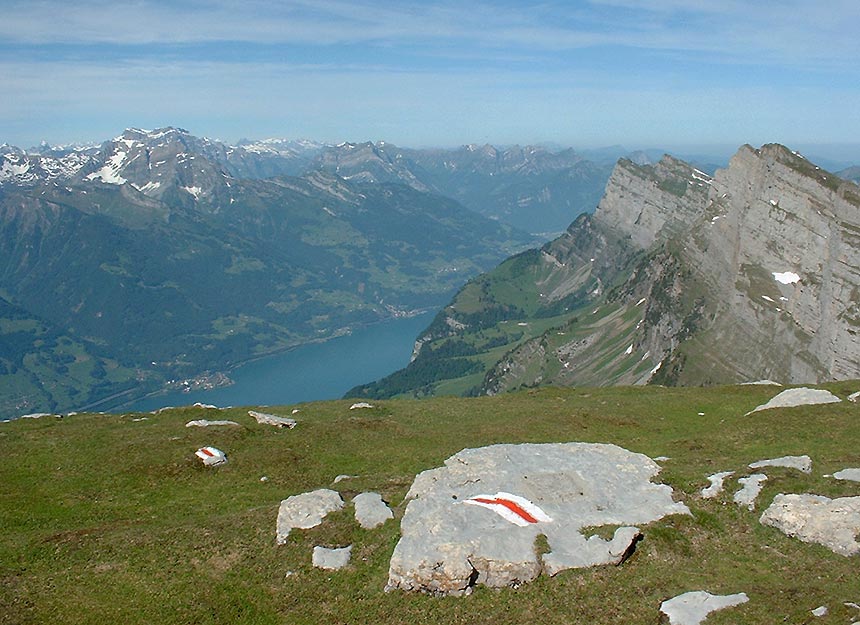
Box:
2;382;859;624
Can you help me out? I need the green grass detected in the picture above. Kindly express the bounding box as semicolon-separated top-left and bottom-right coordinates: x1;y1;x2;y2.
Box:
2;383;860;624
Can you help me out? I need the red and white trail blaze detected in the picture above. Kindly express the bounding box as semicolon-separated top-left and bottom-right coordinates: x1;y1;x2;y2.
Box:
462;492;552;527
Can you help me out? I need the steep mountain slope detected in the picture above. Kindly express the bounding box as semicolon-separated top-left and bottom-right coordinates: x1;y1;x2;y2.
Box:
0;128;533;417
311;142;613;235
349;144;860;399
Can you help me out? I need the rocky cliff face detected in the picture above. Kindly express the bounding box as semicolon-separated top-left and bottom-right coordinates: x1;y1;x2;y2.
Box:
349;143;860;399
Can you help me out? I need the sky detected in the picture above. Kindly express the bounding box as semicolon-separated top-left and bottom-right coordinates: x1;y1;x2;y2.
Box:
2;0;859;158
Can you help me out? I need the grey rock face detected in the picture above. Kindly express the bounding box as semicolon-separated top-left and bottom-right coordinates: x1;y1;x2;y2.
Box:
353;492;393;529
312;545;352;570
659;591;749;625
386;442;689;595
760;493;860;556
275;489;344;545
749;455;812;473
249;411;297;429
748;388;842;414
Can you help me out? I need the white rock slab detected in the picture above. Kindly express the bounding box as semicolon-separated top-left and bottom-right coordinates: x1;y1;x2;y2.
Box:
185;419;240;428
747;388;841;414
749;455;812;474
734;474;768;510
659;591;749;625
353;492;394;529
276;489;344;545
312;545;352;570
249;410;297;428
701;472;734;499
195;446;227;467
386;442;689;595
811;605;828;617
833;468;860;482
349;402;374;410
847;391;860;403
760;493;860;556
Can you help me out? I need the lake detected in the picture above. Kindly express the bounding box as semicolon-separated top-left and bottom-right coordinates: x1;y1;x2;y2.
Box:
125;311;435;412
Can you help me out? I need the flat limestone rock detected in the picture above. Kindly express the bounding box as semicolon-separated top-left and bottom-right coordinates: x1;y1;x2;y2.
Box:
749;455;812;474
353;492;393;529
312;545;352;570
701;471;734;499
386;442;689;595
659;591;749;625
833;468;860;482
848;391;860;403
760;493;860;556
734;474;768;510
747;388;841;414
249;410;297;429
194;446;227;467
276;489;344;545
185;419;240;428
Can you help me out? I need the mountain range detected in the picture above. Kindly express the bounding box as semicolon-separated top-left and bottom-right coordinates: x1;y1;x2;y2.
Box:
0;128;543;418
349;143;860;399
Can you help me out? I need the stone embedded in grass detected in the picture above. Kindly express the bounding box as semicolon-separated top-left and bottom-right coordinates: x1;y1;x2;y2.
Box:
659;590;749;624
733;474;768;510
848;391;860;403
701;471;734;499
194;446;227;467
185;419;240;428
249;410;297;429
386;442;689;595
833;468;860;482
760;493;860;556
353;492;394;529
746;388;842;414
749;455;812;474
276;489;344;545
312;545;352;570
349;402;374;410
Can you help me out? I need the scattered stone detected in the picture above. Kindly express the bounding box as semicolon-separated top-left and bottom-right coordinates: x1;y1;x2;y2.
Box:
760;493;860;556
291;409;300;414
333;474;357;484
249;410;297;429
185;419;240;428
260;476;269;482
659;591;749;625
312;545;352;570
152;406;175;414
847;391;860;402
747;387;841;414
655;456;671;462
131;417;149;422
195;446;227;467
276;489;344;545
701;471;734;499
193;402;220;409
349;402;374;410
386;442;689;595
734;474;768;510
834;468;860;482
741;379;782;386
353;492;394;529
749;455;812;474
19;413;52;419
811;605;828;617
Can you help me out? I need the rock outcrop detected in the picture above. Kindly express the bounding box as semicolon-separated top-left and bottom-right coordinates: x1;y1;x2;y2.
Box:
760;493;860;556
386;442;689;595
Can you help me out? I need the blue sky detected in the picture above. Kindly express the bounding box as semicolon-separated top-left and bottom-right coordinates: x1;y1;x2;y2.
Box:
2;0;859;157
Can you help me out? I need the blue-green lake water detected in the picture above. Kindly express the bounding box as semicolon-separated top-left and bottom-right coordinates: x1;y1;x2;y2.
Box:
126;311;434;412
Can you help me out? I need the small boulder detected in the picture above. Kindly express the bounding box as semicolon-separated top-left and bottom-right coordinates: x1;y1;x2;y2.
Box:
312;545;352;570
733;474;767;510
185;419;240;428
249;410;297;429
349;402;374;410
749;455;812;474
353;492;393;529
659;591;749;624
701;472;734;499
195;446;227;467
747;388;841;414
833;468;860;482
276;489;344;545
760;493;860;556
